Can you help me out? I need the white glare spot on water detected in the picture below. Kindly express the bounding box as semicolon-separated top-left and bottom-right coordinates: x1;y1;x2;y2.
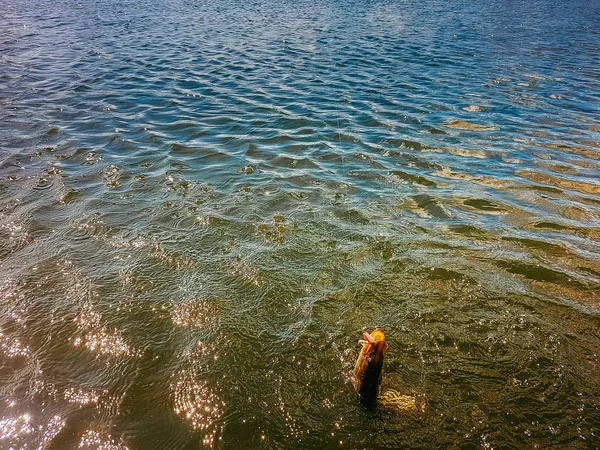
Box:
78;430;129;449
71;308;141;358
41;415;66;447
0;278;27;324
64;387;103;405
75;308;102;328
229;259;263;286
170;298;219;330
0;330;30;358
196;216;212;225
72;329;136;357
0;218;31;244
172;373;224;447
0;413;33;440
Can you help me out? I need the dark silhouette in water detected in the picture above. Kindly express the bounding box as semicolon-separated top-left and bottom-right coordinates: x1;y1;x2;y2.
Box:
352;328;388;405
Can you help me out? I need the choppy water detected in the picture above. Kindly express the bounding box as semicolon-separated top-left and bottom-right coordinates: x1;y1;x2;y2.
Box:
1;0;600;448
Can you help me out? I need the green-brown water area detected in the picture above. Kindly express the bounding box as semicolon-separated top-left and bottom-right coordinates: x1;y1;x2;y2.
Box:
1;0;599;448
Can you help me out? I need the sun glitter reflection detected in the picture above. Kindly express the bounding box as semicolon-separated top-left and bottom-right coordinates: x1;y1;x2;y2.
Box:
0;414;33;440
41;415;66;447
0;330;30;358
78;430;129;450
63;387;103;405
170;298;219;330
171;342;225;447
71;308;141;358
172;369;224;447
0;411;66;448
0;278;27;325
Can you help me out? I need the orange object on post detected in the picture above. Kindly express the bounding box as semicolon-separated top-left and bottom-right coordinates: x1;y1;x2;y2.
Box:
353;328;388;404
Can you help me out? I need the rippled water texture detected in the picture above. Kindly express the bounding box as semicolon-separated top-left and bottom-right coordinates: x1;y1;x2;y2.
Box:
1;0;600;448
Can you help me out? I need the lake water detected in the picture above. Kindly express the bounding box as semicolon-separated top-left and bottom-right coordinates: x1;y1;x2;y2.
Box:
1;0;600;448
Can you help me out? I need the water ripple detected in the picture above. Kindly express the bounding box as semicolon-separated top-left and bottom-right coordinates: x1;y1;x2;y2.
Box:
1;0;600;448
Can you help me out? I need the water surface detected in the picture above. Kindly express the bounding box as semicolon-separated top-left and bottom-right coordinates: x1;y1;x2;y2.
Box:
1;0;600;448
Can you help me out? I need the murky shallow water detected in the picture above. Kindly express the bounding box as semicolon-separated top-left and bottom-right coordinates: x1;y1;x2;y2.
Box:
1;0;600;448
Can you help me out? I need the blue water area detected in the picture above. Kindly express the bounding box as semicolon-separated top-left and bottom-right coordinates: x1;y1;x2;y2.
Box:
1;0;599;448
